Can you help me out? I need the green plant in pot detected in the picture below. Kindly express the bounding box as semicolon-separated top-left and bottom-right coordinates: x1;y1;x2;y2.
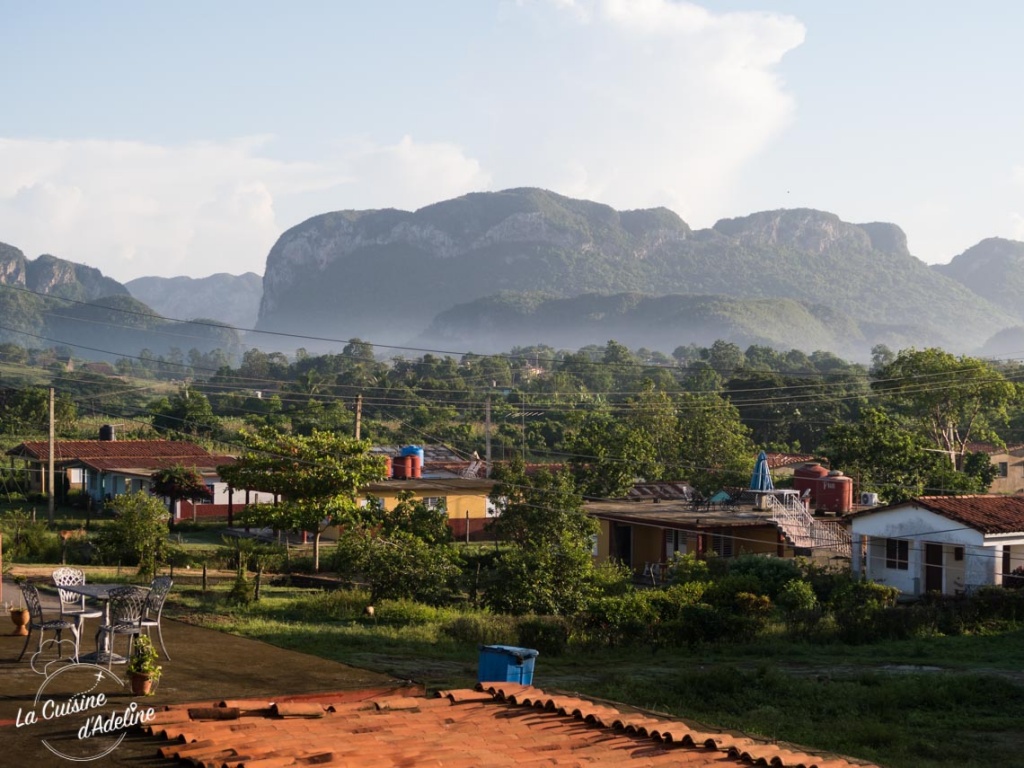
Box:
125;635;162;696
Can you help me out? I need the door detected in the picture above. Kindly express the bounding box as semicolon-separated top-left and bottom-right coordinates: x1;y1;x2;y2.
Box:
612;524;633;568
924;543;944;593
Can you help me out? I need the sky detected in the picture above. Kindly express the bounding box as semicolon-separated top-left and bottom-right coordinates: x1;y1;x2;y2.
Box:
2;0;1024;282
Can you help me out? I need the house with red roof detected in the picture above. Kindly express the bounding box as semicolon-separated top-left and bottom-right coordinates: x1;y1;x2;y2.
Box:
5;433;273;520
849;495;1024;596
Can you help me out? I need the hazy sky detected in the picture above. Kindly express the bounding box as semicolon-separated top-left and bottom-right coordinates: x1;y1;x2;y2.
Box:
2;1;1023;281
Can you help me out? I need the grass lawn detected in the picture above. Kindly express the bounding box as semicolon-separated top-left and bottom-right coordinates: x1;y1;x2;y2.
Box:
162;582;1024;768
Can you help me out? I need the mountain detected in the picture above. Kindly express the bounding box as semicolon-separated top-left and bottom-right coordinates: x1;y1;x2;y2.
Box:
933;237;1024;322
421;292;869;357
0;243;128;302
125;273;263;329
256;189;1016;355
0;242;242;362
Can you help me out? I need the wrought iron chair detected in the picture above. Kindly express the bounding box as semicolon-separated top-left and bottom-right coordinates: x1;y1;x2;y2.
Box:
141;576;173;660
18;583;81;663
95;586;148;670
52;567;104;634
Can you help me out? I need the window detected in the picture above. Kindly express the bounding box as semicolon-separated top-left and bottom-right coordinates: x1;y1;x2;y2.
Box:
953;547;964;562
998;462;1009;478
711;533;734;559
885;538;909;570
422;496;447;511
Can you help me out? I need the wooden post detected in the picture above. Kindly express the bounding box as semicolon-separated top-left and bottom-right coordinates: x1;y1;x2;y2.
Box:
48;386;55;524
465;510;470;544
355;394;363;440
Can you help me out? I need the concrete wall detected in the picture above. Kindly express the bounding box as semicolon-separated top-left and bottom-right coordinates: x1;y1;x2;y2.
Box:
853;506;990;595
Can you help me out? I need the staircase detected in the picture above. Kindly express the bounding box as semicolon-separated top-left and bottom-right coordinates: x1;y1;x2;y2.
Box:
764;494;851;558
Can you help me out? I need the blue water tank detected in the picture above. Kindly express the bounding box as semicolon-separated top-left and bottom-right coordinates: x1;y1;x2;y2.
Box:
477;645;539;685
400;445;425;462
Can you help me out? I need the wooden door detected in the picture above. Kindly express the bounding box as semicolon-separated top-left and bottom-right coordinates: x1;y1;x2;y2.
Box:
924;543;944;593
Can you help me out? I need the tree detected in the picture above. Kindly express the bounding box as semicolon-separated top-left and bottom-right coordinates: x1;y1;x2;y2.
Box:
563;410;659;498
0;387;77;436
102;491;170;578
822;407;996;502
150;464;213;524
873;348;1018;467
149;386;220;438
675;392;755;494
485;459;597;615
217;429;388;571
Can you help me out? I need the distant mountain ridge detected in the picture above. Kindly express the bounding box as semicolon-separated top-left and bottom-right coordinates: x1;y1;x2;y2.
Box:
933;237;1024;322
126;273;263;329
256;188;1018;356
0;242;242;362
0;243;128;301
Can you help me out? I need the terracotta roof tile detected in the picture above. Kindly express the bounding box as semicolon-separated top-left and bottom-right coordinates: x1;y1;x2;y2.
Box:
138;687;879;768
855;494;1024;534
10;439;213;462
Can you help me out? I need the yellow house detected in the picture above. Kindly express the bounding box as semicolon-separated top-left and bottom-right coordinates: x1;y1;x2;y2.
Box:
586;498;797;580
321;476;496;542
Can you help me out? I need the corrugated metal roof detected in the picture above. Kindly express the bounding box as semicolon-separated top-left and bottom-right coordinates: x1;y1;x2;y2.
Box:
624;482;694;501
141;685;876;768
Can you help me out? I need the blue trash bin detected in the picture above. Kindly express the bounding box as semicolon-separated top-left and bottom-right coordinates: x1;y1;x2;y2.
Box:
477;645;539;685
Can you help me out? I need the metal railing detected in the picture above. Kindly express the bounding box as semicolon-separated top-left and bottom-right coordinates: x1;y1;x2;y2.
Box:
764;494;851;558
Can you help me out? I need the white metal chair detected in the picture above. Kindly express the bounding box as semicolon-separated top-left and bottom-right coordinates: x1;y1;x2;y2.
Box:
52;567;103;634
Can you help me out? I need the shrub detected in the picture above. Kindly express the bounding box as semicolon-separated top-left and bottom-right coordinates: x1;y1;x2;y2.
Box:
227;571;253;606
829;579;901;643
576;593;658;647
589;561;635;597
777;579;818;614
702;574;764;609
375;599;448;626
517;615;570;656
728;555;803;599
293;588;373;622
666;552;710;585
442;614;519;646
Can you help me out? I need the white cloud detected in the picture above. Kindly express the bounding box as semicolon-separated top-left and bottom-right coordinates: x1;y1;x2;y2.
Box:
491;0;805;223
0;1;802;281
0;136;488;281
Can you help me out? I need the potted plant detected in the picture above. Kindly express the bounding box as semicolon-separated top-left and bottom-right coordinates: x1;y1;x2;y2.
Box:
125;635;162;695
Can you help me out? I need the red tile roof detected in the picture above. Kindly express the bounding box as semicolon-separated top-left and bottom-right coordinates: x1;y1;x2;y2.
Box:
852;495;1024;534
9;439;211;462
896;495;1024;534
140;685;877;768
764;452;818;470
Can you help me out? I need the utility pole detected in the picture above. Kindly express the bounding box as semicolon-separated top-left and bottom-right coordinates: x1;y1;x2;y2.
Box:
48;386;55;524
354;393;363;440
484;396;492;477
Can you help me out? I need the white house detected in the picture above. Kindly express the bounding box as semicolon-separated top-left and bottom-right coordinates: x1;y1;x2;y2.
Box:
849;495;1024;596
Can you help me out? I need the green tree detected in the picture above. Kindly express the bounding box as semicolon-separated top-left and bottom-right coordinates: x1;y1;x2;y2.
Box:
102;491;170;578
150;386;220;438
873;348;1017;467
486;459;597;615
150;464;212;524
676;391;754;494
0;387;77;435
218;429;388;571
